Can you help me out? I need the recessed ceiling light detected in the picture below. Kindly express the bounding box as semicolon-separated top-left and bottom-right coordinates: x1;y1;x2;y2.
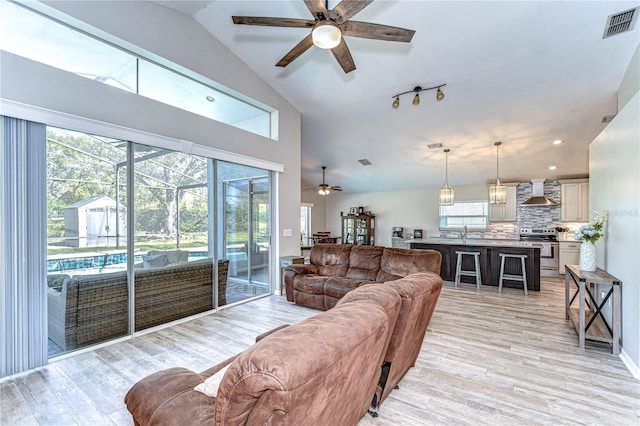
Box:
548;166;557;170
206;96;215;102
427;143;443;149
552;140;563;145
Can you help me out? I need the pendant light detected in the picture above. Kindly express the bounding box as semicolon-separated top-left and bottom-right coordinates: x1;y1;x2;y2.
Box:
488;141;507;204
439;148;454;206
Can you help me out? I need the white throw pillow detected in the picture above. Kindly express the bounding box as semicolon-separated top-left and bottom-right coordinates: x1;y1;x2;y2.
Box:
194;364;230;397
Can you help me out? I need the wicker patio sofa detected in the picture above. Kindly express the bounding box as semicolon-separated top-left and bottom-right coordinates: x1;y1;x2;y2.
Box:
48;258;229;351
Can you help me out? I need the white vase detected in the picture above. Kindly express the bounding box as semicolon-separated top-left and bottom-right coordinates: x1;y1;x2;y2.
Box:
579;241;597;272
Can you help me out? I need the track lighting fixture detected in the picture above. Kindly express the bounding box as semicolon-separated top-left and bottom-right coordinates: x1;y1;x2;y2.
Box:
391;84;446;108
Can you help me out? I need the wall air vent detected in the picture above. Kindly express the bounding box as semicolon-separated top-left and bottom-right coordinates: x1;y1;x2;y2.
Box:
358;159;372;166
602;114;616;123
603;7;638;38
427;143;443;149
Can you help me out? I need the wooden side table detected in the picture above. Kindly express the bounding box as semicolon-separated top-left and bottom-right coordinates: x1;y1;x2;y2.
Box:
565;264;621;355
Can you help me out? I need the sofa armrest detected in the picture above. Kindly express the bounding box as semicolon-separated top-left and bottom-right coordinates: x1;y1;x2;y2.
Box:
284;264;318;302
125;367;216;425
255;324;290;343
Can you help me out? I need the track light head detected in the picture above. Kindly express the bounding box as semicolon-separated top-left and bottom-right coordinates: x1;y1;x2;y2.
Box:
436;87;444;101
413;93;420;105
392;96;400;109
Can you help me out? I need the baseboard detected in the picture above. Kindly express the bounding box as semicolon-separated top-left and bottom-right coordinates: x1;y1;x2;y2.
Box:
620;348;640;380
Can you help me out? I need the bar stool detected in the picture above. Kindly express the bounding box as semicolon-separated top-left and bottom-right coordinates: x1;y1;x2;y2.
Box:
498;254;528;295
454;251;482;289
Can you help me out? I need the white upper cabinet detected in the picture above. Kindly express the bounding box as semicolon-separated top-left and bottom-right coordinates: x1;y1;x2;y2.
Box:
559;179;589;222
489;183;519;222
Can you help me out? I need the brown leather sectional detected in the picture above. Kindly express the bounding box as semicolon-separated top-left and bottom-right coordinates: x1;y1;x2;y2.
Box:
125;246;443;425
284;244;442;310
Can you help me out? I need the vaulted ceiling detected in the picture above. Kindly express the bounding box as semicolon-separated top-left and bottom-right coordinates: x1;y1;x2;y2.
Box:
155;1;639;194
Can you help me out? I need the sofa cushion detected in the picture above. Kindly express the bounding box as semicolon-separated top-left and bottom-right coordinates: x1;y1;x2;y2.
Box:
147;249;189;265
309;244;352;277
324;277;367;299
293;275;328;295
142;253;169;268
346;246;384;280
376;248;442;282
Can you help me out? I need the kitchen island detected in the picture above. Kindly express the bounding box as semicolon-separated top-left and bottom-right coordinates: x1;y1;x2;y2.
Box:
410;239;541;291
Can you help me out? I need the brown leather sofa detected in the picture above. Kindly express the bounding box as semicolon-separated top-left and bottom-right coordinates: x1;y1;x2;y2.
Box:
125;283;403;425
284;244;442;310
124;270;443;424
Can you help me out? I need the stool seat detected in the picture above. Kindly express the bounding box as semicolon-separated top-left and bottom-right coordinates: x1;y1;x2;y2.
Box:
454;251;481;289
498;253;528;295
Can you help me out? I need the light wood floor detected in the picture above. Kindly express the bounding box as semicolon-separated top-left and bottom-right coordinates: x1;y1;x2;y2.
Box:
2;278;639;425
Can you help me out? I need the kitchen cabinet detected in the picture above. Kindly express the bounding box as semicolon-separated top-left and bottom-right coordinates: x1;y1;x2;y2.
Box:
559;241;581;275
489;183;519;222
342;215;375;245
560;179;589;222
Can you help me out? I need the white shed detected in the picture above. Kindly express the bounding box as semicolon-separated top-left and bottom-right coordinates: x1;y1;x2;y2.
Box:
63;196;127;247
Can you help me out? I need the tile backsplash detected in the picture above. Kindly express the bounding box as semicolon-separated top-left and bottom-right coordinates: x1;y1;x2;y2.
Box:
516;181;561;228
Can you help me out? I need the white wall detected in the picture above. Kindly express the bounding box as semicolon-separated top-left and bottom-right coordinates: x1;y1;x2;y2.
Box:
325;184;488;247
0;1;302;258
589;43;640;377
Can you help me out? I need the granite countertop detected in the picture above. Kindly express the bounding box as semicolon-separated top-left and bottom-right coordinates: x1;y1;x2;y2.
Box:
410;238;543;248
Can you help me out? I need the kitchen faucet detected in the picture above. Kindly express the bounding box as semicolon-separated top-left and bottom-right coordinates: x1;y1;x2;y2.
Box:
461;225;468;243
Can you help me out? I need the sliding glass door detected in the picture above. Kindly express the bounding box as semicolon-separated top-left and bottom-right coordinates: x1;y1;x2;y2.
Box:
220;163;271;305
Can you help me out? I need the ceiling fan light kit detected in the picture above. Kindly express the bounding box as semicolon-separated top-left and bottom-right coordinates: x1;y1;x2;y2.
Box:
392;84;446;109
232;0;415;73
439;148;455;206
488;141;507;204
312;21;341;49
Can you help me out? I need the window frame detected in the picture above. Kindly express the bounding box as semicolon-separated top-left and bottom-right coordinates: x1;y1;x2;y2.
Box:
439;200;490;231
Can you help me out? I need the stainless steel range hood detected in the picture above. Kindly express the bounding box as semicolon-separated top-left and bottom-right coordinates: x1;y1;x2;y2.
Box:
522;178;557;206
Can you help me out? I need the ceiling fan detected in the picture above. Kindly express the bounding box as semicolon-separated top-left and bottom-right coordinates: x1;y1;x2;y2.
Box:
232;0;415;73
317;166;342;195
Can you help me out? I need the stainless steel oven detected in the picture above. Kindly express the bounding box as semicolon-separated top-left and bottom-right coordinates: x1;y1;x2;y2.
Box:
520;229;559;277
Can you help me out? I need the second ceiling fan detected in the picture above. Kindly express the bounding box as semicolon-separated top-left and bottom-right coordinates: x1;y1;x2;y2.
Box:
318;166;342;195
232;0;415;73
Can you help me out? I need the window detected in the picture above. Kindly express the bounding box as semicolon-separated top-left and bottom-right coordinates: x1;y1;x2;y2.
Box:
300;204;313;246
439;201;489;230
0;0;275;139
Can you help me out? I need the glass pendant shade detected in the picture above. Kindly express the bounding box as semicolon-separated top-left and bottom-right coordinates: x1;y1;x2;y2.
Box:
439;148;454;206
392;97;400;108
488;179;507;204
436;88;444;101
412;93;420;105
312;22;341;49
439;182;454;206
488;141;507;204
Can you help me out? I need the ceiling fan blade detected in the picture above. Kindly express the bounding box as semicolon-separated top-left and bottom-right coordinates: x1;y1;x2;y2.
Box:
330;0;373;24
328;186;343;191
340;21;415;42
276;34;314;67
232;16;315;28
331;38;356;73
303;0;328;20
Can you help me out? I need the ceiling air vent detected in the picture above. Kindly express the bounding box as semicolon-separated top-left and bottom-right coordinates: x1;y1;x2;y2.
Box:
602;114;616;123
427;143;443;149
603;7;638;38
358;159;372;166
